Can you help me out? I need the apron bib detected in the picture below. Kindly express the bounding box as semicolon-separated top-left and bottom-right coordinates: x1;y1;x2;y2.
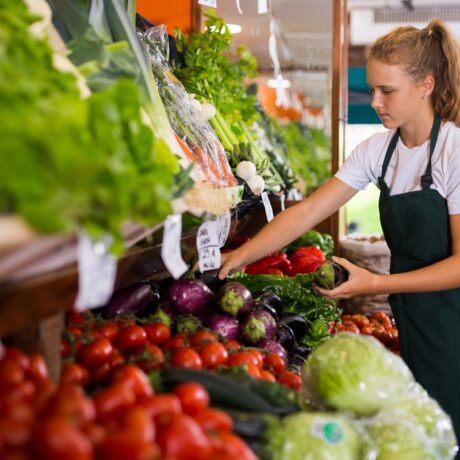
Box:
378;114;460;443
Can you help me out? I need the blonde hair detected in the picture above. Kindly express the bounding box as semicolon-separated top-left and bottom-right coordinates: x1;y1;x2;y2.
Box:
366;19;460;126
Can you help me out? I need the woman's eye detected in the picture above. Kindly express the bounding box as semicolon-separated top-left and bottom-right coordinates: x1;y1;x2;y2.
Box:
382;89;392;95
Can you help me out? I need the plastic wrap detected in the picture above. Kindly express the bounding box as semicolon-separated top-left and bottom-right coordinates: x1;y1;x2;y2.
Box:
363;383;458;459
138;26;237;188
301;332;414;416
269;412;362;460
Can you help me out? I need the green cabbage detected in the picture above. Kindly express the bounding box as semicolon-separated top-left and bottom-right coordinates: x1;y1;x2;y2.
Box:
269;412;362;460
363;411;442;460
302;332;414;416
378;384;458;459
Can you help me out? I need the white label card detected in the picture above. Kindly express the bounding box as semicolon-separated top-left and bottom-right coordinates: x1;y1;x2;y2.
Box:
161;215;188;279
258;0;268;14
198;0;217;7
197;221;221;272
261;192;274;222
216;212;231;248
280;193;286;212
75;232;117;311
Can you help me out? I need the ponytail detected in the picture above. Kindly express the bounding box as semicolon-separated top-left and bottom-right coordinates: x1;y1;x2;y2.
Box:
366;19;460;126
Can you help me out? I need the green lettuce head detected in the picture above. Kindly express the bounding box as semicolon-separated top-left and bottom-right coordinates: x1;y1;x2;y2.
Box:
302;332;414;416
269;412;362;460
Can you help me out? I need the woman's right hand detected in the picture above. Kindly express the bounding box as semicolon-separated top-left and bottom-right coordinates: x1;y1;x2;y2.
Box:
218;249;246;279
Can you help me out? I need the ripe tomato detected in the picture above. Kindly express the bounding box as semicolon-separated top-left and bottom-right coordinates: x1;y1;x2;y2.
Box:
223;340;241;354
78;338;113;370
359;325;375;336
1;400;34;424
133;344;165;372
199;342;228;369
121;406;155;443
173;382;209;416
32;380;56;413
371;311;393;330
61;339;71;358
97;433;160;460
157;414;211;460
93;383;136;423
3;348;29;371
117;325;147;352
259;369;276;382
161;335;188;352
96;321;120;342
139;394;182;425
190;331;218;348
350;314;369;328
3;380;35;404
170;348;202;370
342;321;360;334
245;363;261;379
90;363;111;386
209;431;257;460
67;311;87;325
263;353;286;375
61;362;90;387
31;418;93;460
194;408;233;433
227;351;259;368
0;419;31;450
108;349;125;370
0;358;25;389
112;365;153;399
143;323;171;345
277;371;302;391
245;349;264;368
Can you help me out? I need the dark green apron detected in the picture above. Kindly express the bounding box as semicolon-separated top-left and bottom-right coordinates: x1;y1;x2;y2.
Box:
378;113;460;444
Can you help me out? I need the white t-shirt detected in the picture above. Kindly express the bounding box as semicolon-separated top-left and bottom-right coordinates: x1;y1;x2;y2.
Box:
335;121;460;215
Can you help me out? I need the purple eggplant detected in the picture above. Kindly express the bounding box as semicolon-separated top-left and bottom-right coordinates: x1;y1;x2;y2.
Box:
168;279;216;315
257;338;288;362
218;282;253;317
103;282;158;318
207;314;240;340
240;310;277;344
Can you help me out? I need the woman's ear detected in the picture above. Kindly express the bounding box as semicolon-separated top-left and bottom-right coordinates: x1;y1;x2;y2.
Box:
421;74;435;97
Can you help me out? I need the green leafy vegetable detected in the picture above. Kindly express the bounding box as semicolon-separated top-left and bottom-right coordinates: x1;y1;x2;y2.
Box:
302;333;414;416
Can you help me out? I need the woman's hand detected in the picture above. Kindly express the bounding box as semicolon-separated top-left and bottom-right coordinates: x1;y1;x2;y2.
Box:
218;249;246;280
314;256;379;299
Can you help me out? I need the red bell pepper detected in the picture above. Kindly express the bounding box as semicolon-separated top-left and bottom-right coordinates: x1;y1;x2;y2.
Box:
290;246;326;275
245;252;292;276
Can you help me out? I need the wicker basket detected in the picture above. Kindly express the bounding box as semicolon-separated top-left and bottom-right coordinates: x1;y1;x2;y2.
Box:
339;236;392;316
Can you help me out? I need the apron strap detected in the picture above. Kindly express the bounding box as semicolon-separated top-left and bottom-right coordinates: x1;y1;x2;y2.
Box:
378;129;400;189
421;113;441;190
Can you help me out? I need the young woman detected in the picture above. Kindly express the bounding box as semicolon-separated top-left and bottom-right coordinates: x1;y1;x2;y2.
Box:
219;19;460;441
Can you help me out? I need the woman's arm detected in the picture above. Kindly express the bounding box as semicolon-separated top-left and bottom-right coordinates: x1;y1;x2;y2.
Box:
317;214;460;299
218;177;358;279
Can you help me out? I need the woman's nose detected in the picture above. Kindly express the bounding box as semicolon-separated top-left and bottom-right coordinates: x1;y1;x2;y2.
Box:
371;93;382;109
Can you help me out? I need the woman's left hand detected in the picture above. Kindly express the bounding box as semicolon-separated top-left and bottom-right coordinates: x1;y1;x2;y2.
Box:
314;256;379;299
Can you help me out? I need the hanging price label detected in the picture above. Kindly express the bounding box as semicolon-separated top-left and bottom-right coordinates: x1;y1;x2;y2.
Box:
74;232;117;311
258;0;268;14
216;212;231;248
161;215;188;279
198;0;217;7
280;193;286;211
197;221;221;273
261;192;274;222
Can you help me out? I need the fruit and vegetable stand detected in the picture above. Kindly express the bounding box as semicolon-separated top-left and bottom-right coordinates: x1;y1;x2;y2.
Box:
0;1;458;459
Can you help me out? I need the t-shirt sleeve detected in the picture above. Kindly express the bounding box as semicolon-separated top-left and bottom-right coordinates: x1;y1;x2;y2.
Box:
445;145;460;215
334;141;373;191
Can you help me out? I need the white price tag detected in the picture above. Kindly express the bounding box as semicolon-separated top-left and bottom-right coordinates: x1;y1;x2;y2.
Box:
75;232;117;311
162;215;188;279
261;192;274;222
198;0;217;7
197;221;221;273
216;212;231;248
258;0;268;14
280;193;286;211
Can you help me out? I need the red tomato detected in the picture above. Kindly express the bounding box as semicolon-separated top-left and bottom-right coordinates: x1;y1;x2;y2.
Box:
93;383;136;423
223;340;241;354
97;433;160;460
245;363;261;379
0;419;31;450
259;369;276;382
170;348;202;370
245;349;264;368
277;371;302;391
121;406;155;443
371;311;393;330
161;335;188;352
117;326;147;352
78;338;113;370
67;311;87;325
194;408;233;433
0;358;25;389
173;382;209;416
138;394;182;425
209;431;257;460
61;362;90;387
190;330;218;348
3;380;35;404
32;380;56;413
143;323;171;345
133;344;165;372
3;348;30;371
263;353;286;375
199;342;228;369
157;414;211;460
350;314;370;328
96;321;120;342
31;418;93;460
227;351;259;368
342;321;360;334
90;363;111;386
360;325;375;336
61;339;71;358
0;400;35;425
108;349;125;370
111;365;153;399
